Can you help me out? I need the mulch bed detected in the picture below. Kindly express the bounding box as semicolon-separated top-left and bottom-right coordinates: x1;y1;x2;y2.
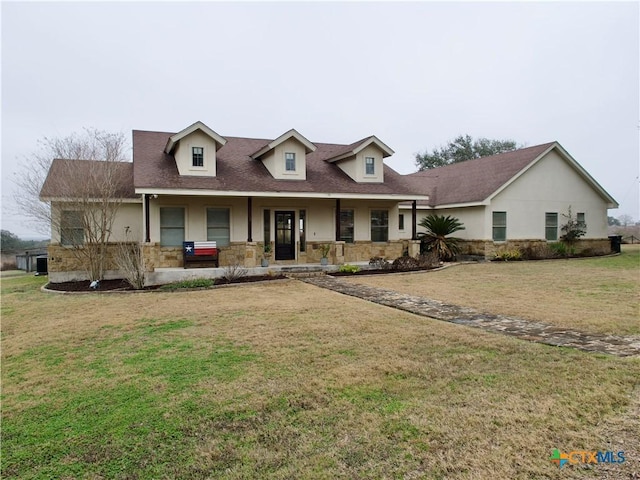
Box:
45;275;288;292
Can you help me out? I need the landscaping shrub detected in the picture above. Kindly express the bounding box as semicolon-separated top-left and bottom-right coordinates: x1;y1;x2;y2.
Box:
339;264;360;274
493;248;523;262
392;256;420;271
159;278;215;291
369;257;391;270
222;262;248;282
416;251;440;268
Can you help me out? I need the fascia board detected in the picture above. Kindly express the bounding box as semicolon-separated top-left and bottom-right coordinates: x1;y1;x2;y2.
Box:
135;187;429;201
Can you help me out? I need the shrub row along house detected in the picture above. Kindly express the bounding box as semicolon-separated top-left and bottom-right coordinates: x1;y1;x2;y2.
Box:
40;121;618;284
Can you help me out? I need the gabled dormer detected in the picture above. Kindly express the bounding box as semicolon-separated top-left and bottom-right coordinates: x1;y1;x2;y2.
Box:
164;121;227;177
250;129;316;180
325;136;394;183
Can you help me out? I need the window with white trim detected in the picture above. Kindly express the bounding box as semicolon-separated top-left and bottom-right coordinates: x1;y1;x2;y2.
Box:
545;212;558;241
285;152;296;171
207;208;230;247
192;147;204;167
371;209;388;242
492;211;507;241
60;210;84;246
340;209;355;243
365;156;375;175
160;207;185;246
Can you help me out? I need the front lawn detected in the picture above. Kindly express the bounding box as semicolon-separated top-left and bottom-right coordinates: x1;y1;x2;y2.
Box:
1;260;639;479
346;244;640;336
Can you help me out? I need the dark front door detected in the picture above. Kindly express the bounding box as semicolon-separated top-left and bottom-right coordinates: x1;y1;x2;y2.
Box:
275;211;295;260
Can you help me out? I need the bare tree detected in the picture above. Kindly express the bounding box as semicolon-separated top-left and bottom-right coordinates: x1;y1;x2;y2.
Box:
15;129;133;281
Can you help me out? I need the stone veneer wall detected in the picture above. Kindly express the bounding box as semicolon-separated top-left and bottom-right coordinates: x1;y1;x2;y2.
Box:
48;243;127;274
458;238;612;259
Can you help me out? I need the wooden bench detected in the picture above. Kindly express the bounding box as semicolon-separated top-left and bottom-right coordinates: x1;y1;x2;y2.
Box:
183;241;219;268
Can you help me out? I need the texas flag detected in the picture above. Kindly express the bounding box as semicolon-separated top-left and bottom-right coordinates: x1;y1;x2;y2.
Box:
183;241;217;256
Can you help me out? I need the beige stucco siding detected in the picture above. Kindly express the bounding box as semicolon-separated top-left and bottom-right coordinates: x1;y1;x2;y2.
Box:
336;145;385;183
490;150;609;239
50;202;142;243
414;206;486;240
148;196;402;245
173;130;218;177
260;139;307;180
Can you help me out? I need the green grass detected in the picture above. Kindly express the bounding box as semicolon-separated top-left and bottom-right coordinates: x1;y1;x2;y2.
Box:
2;260;639;479
2;316;256;479
158;278;215;291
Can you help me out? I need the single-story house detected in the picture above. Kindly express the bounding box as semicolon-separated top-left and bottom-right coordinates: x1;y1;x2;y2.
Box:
401;141;618;258
40;121;618;282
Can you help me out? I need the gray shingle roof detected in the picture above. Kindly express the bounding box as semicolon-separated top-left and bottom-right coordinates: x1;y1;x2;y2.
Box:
40;159;136;199
405;142;556;206
132;130;423;196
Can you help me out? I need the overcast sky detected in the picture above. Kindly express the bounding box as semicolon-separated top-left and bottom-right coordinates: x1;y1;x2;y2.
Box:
2;1;638;238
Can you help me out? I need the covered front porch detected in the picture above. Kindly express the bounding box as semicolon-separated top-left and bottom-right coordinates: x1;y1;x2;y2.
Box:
141;192;422;269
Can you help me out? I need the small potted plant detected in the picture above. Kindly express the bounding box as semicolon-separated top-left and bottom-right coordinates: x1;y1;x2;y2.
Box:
261;243;272;267
319;243;331;266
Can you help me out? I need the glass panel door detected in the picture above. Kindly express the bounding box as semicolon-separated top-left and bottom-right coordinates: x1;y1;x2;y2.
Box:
275;211;295;260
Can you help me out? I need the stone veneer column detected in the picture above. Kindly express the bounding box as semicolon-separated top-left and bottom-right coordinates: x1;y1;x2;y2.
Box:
334;241;345;264
244;242;258;267
408;240;421;257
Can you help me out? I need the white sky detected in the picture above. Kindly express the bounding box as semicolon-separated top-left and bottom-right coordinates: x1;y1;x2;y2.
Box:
2;1;638;238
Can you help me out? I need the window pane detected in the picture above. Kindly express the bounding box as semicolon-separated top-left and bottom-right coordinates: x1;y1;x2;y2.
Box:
299;210;306;252
285;152;295;171
545;212;558;241
365;157;375;175
61;210;84;245
371;209;388;242
207;208;230;246
340;209;354;243
398;214;405;231
160;207;185;246
192;147;204;167
264;209;271;245
492;211;506;241
577;212;586;227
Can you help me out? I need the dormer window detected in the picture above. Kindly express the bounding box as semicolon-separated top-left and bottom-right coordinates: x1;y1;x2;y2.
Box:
285;152;296;172
365;157;375;175
192;147;204;167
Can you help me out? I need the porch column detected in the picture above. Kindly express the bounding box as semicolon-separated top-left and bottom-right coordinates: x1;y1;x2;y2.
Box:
335;198;341;242
247;196;253;242
411;200;417;240
144;194;151;243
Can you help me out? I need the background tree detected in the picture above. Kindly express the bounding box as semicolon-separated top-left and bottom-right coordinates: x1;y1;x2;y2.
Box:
0;230;48;252
415;134;522;170
14;129;131;281
608;216;621;226
417;214;465;261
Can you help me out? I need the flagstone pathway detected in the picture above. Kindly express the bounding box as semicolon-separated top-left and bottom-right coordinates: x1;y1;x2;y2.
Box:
302;276;640;358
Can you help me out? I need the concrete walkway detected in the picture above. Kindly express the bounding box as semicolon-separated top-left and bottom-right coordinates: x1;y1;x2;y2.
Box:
302;276;640;358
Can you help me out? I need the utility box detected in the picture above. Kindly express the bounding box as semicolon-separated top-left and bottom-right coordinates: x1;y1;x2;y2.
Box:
36;255;48;275
608;235;623;254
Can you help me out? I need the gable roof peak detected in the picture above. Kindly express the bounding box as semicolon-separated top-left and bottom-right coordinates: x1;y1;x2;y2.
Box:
250;128;316;160
164;121;227;154
325;135;395;163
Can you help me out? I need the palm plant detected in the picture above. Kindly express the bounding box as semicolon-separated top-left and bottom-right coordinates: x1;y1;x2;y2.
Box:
418;214;465;261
